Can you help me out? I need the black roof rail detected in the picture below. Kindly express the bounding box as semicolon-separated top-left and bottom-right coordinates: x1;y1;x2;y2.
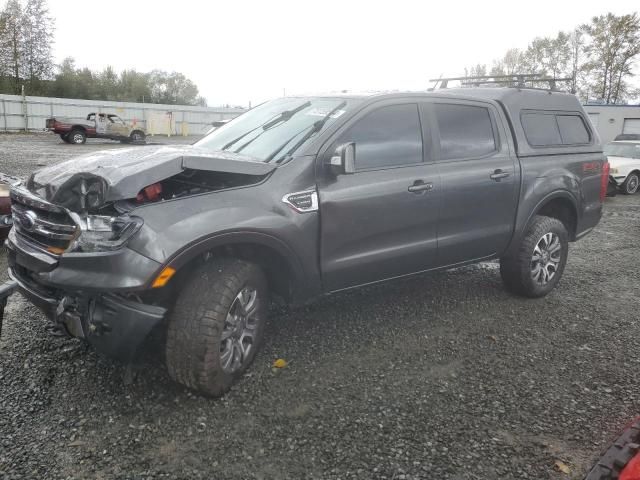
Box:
429;74;573;91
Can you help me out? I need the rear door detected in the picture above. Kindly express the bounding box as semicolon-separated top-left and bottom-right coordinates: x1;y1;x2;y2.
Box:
318;100;441;291
430;100;518;266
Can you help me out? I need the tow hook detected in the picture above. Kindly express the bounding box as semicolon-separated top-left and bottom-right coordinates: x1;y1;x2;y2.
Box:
54;296;85;339
0;280;18;338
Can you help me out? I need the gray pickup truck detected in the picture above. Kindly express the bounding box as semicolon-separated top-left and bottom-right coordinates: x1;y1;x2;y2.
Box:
5;86;606;396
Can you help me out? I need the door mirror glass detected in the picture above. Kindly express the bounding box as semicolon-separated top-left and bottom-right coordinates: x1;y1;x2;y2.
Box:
328;142;356;175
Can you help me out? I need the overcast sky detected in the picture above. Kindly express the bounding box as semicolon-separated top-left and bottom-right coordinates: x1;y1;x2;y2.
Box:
49;0;639;107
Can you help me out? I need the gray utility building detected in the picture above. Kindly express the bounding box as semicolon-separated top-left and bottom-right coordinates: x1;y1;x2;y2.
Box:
583;104;640;144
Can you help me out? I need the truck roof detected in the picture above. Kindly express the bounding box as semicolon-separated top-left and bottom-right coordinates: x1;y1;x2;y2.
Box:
303;87;585;116
300;87;599;157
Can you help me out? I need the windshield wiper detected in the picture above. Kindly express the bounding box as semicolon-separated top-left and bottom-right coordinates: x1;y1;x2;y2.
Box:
221;101;312;151
265;101;347;163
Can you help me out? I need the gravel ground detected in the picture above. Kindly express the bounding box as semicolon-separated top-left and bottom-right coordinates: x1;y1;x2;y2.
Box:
1;133;640;480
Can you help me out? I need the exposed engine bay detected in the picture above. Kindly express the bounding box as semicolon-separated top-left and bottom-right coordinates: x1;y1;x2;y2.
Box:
24;145;275;215
112;169;266;215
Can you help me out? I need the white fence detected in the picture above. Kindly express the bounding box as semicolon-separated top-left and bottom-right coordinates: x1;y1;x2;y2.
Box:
0;94;246;135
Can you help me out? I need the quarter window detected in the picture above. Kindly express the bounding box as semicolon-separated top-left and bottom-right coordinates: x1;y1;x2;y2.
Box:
434;104;497;160
557;115;590;144
522;113;561;146
522;112;591;147
339;104;424;170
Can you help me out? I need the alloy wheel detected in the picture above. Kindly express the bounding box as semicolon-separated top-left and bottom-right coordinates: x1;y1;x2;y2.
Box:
530;232;562;285
220;286;260;374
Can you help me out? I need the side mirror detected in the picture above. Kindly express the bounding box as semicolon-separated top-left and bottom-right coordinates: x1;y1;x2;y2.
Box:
328;142;356;175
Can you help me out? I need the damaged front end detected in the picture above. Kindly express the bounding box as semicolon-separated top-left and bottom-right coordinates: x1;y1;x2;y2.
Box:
6;186;166;360
7;145;274;360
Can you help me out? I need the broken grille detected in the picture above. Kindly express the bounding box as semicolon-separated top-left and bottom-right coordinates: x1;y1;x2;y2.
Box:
10;188;78;255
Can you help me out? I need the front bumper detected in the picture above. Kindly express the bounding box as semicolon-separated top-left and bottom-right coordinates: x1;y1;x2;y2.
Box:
8;263;166;360
6;230;167;361
609;174;628;186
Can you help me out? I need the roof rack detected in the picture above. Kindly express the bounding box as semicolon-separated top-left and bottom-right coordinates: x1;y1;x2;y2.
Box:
429;74;573;91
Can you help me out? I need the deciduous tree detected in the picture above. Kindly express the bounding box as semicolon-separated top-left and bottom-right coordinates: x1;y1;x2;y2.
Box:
582;13;640;103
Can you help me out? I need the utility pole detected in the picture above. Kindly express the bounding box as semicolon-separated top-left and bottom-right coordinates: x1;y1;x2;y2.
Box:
22;85;28;132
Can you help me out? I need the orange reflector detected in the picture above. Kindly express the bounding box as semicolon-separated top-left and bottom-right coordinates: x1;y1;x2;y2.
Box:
47;246;65;255
152;266;176;288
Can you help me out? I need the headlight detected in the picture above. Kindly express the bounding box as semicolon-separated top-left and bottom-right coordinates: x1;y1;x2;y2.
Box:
73;214;143;252
609;167;619;174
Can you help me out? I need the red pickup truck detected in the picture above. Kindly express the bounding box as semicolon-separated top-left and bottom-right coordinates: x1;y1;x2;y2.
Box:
0;173;20;242
46;113;146;144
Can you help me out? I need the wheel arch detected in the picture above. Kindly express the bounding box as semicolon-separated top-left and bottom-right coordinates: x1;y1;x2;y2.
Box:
70;125;87;132
528;191;579;241
624;170;640;182
153;232;310;304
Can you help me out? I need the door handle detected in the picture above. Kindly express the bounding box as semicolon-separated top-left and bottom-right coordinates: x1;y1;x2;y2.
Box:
490;169;511;181
408;180;434;193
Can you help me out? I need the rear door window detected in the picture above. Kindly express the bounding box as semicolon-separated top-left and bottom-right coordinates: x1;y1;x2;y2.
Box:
338;104;424;170
434;104;497;160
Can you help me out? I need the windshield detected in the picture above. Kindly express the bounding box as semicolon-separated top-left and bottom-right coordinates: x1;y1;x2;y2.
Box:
604;142;640;159
195;97;357;162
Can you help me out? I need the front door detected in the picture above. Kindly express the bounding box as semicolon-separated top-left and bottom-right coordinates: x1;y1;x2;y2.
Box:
431;100;518;266
318;102;441;291
107;115;129;138
96;113;108;135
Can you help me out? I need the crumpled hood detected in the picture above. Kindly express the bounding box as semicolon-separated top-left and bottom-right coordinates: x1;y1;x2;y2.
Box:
28;145;276;205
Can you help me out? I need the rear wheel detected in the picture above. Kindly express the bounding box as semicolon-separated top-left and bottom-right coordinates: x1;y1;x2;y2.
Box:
130;130;146;144
500;215;569;298
621;173;639;195
165;258;268;397
69;129;86;145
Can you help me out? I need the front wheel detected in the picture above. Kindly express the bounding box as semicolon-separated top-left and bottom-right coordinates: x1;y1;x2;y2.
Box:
621;173;639;195
165;258;268;397
500;215;569;298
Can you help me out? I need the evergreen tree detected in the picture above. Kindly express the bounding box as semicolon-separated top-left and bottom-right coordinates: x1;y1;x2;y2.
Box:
0;0;25;94
22;0;55;94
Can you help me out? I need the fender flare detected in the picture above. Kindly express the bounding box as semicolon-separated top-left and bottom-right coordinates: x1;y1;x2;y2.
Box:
526;190;579;230
506;190;579;255
150;230;307;290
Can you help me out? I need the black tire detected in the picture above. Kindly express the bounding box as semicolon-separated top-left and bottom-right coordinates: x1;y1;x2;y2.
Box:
69;129;86;145
59;133;71;143
130;130;146;144
621;172;639;195
499;215;569;298
165;258;268;397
